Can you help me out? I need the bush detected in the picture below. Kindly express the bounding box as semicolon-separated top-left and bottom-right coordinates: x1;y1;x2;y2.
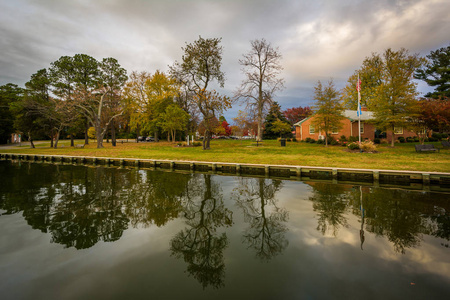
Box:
374;138;381;144
292;138;297;142
340;135;347;142
330;139;339;145
398;137;405;143
432;133;442;140
348;136;359;142
406;137;414;143
347;142;360;150
316;139;324;144
360;140;377;152
193;142;201;147
308;138;316;143
305;137;312;143
428;137;438;142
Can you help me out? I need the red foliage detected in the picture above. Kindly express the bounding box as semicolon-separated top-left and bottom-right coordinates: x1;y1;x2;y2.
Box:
418;98;450;132
283;106;312;125
221;121;232;136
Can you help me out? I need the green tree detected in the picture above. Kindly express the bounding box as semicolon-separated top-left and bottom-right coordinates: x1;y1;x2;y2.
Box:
170;36;231;150
312;80;344;146
0;84;23;144
99;57;128;146
262;101;291;139
342;48;424;147
159;104;190;142
371;49;424;147
235;39;284;142
415;46;450;99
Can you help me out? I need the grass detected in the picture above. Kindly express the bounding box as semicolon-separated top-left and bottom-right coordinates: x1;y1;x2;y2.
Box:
1;139;450;173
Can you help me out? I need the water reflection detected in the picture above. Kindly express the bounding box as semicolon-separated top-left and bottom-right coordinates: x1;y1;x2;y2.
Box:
170;174;232;289
232;178;289;261
0;160;449;283
0;162;190;249
306;182;450;253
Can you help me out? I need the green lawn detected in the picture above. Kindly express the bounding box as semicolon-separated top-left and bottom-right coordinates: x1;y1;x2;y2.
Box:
1;139;449;173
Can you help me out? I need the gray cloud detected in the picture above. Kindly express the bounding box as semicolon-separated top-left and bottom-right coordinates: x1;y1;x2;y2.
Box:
1;0;448;120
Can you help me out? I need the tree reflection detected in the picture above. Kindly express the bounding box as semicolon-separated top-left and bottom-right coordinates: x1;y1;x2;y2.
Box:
308;182;349;237
170;174;232;289
0;162;190;249
232;177;289;261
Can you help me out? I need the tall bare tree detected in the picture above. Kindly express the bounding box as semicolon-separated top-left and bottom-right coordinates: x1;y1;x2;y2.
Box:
235;39;284;142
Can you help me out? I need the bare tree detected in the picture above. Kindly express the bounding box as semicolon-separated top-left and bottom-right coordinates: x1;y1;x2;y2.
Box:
235;39;284;141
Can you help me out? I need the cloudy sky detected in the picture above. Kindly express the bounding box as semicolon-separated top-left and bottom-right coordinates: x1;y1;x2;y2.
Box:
1;0;449;119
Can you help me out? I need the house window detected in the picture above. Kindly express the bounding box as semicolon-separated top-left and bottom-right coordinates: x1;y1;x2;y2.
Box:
394;126;403;134
331;126;339;134
309;125;315;134
360;123;364;134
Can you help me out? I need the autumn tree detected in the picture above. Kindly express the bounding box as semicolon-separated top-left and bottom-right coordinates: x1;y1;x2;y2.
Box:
283;106;312;125
170;36;231;150
415;46;450;99
410;97;450;143
159;104;189;142
371;49;424;147
235;39;284;142
342;48;425;147
312;80;344;146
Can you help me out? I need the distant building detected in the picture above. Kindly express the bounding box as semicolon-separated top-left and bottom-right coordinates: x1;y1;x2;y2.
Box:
294;108;416;142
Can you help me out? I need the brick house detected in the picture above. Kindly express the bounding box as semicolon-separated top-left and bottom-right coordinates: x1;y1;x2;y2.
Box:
294;109;416;142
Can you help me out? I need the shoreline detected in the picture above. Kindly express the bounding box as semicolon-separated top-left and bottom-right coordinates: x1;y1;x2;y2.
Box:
2;152;450;192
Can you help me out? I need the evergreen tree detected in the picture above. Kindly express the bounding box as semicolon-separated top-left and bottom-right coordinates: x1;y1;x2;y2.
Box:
263;102;291;139
415;46;450;99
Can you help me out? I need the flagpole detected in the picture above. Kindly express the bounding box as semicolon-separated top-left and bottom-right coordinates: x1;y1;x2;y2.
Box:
357;74;361;144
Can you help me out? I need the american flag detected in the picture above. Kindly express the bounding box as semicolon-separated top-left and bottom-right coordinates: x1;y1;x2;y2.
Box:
356;78;362;92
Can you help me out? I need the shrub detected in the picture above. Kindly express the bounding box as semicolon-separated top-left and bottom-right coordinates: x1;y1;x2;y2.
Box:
193;142;201;147
414;137;419;142
398;137;405;143
348;136;359;142
330;139;339;145
360;140;377;152
340;135;347;142
406;137;414;143
316;139;324;144
292;138;297;142
432;133;442;140
428;137;438;142
305;137;312;143
374;138;381;144
308;138;316;143
347;142;360;150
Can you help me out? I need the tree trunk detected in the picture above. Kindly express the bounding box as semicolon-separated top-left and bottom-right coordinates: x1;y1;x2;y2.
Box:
70;134;74;147
28;132;35;149
50;129;54;148
111;120;116;147
203;130;211;150
85;120;89;145
391;125;395;147
154;130;159;142
257;107;263;142
136;123;140;143
54;131;60;149
95;118;104;148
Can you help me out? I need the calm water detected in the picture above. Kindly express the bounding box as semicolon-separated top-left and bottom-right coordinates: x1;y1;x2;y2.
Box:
0;160;449;300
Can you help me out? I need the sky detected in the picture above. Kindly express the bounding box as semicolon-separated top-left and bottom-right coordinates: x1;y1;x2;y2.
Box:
1;0;449;121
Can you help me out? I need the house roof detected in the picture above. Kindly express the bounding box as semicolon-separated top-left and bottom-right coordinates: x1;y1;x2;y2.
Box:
293;109;374;126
